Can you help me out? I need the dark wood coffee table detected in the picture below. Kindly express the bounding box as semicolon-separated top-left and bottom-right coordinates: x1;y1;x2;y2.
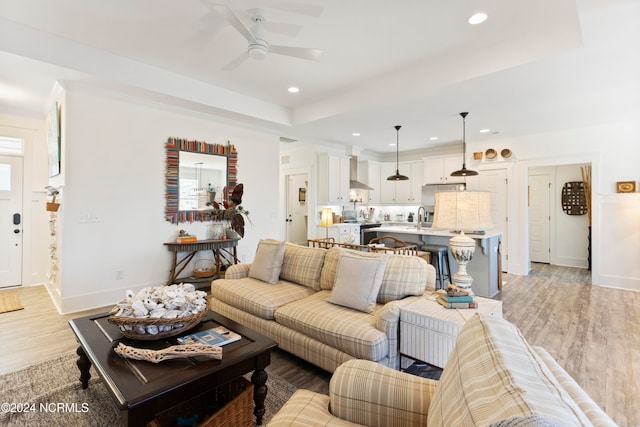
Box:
69;311;277;426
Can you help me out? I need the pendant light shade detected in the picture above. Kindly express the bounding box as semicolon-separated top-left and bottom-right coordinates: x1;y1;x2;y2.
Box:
451;112;478;177
387;125;409;181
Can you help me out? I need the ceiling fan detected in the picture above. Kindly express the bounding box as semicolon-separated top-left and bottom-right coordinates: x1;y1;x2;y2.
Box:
211;4;323;70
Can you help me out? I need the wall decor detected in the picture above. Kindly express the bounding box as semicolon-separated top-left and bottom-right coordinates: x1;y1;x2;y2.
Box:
561;181;587;215
165;137;238;223
616;181;636;193
485;148;497;159
47;102;61;177
298;187;306;202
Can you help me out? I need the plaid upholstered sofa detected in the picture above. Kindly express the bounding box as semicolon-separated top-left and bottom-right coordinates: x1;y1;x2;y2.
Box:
210;242;435;372
268;314;617;427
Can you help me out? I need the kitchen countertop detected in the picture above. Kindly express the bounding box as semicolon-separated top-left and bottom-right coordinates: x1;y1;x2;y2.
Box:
371;225;501;240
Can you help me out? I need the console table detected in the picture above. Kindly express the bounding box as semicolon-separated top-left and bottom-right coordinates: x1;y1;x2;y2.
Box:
164;239;239;285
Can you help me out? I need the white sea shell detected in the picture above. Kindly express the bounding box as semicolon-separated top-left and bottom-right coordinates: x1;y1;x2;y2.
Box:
162;310;180;319
149;308;167;318
146;325;159;335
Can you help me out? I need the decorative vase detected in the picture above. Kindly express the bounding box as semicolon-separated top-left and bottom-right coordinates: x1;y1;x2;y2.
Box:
207;222;225;240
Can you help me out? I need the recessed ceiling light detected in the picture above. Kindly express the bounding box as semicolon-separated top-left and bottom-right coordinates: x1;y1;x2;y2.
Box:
479;128;491;133
287;86;300;93
352;132;361;137
429;136;439;141
468;12;488;25
389;143;396;147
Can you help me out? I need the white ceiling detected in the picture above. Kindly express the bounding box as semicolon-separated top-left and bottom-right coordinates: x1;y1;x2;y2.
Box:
0;0;638;153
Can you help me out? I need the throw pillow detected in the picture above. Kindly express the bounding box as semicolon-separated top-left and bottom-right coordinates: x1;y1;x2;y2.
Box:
249;239;285;284
328;252;388;313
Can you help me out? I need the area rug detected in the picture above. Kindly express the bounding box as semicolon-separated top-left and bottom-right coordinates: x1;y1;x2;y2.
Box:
0;291;23;314
0;352;297;426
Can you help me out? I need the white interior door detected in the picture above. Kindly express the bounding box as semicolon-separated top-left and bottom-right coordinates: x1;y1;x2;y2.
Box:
286;173;308;246
466;168;508;271
529;172;551;263
0;155;23;287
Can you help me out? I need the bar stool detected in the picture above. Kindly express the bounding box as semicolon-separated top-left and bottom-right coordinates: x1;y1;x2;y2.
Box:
421;244;452;290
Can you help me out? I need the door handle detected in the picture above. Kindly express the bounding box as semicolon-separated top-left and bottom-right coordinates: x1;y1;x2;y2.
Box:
13;213;21;225
14;229;20;234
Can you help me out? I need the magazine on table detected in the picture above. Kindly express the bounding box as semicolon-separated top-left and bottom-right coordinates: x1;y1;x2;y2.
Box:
177;325;241;347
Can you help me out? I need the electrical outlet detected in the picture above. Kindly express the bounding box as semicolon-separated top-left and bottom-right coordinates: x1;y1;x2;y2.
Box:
116;270;124;280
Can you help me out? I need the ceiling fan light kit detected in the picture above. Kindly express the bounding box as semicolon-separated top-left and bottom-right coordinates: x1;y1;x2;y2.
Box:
213;4;323;69
451;112;479;177
387;125;409;181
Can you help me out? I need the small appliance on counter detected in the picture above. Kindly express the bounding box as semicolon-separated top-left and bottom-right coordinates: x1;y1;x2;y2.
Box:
342;210;358;223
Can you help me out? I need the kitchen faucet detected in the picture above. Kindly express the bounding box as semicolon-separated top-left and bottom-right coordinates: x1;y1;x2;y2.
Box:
417;205;426;230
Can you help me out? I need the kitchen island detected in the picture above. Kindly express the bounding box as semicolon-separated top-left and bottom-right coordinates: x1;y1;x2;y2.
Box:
371;225;501;298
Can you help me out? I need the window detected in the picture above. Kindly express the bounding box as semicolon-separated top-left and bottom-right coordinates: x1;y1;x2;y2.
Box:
0;136;23;155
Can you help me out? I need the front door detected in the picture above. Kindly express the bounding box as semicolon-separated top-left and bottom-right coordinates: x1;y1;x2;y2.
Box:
0;155;23;287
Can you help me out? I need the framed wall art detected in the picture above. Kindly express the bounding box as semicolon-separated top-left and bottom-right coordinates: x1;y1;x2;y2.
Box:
47;102;61;177
616;181;636;193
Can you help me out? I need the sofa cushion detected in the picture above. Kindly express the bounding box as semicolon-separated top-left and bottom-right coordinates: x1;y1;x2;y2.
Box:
320;247;428;303
328;252;388;313
427;314;592;427
274;291;388;361
280;243;327;291
211;277;315;320
249;239;285;284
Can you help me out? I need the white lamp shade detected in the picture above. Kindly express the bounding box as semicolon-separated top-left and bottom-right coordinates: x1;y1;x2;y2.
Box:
320;208;334;227
432;191;493;232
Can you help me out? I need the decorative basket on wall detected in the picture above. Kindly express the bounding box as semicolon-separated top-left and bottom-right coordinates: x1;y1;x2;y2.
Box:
46;194;60;212
561;181;588;215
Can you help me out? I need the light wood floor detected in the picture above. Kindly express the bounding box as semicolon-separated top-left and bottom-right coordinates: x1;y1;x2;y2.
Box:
1;264;637;426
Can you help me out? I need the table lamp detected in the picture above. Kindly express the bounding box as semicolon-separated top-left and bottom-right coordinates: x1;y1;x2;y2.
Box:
320;208;333;239
432;191;492;295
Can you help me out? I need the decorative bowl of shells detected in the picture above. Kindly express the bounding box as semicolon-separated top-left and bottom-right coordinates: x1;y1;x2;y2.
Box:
108;283;209;340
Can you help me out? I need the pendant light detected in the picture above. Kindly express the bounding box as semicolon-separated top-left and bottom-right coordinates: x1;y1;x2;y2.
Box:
387;125;409;181
451;112;478;177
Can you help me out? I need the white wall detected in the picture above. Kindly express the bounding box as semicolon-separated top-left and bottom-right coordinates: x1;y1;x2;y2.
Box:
52;84;281;312
467;117;640;292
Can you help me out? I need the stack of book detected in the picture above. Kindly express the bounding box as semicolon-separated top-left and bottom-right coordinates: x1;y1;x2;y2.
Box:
436;290;477;309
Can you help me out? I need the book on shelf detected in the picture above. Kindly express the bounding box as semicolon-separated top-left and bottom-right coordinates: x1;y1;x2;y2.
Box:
177;326;241;347
437;296;478;309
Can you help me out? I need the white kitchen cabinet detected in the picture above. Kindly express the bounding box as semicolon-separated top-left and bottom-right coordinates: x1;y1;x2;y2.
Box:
318;154;350;204
379;163;400;203
423;156;466;184
316;224;360;244
362;161;381;204
380;161;423;203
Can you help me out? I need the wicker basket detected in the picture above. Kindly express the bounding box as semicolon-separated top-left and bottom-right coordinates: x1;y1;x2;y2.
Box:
107;300;210;340
46;194;60;212
149;376;254;427
193;259;215;278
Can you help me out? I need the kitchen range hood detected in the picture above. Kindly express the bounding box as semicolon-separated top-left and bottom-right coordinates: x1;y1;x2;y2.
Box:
349;156;374;190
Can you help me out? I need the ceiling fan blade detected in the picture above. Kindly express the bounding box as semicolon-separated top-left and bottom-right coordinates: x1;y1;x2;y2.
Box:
222;52;250;70
268;1;324;17
270;45;323;60
210;3;256;43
